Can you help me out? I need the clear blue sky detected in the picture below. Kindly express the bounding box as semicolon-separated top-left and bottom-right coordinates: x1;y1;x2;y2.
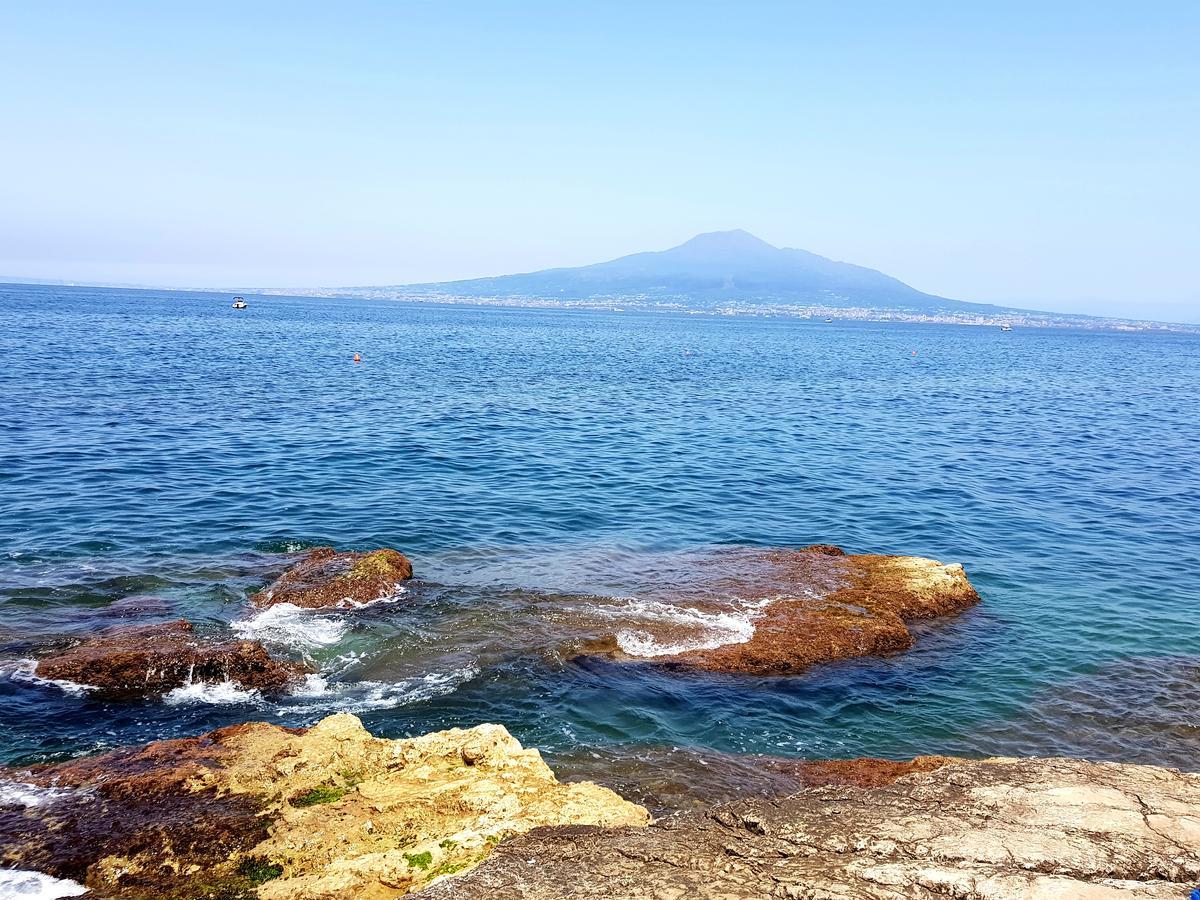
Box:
2;2;1197;321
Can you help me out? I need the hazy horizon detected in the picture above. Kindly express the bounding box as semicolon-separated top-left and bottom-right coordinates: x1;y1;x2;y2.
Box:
2;3;1197;323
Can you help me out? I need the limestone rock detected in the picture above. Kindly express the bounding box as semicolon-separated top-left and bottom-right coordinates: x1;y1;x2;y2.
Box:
33;620;309;699
0;714;648;898
252;547;414;609
423;755;1200;899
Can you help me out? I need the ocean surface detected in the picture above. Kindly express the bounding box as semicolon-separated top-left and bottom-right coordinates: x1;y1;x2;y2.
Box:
2;282;1198;810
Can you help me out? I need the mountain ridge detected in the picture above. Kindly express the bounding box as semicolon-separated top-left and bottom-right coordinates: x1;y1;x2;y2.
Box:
393;229;1006;313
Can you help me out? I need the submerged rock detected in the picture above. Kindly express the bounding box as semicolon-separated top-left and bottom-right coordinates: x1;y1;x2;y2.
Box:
251;547;414;609
33;620;309;699
0;713;648;898
590;545;981;675
550;745;959;815
425;755;1200;899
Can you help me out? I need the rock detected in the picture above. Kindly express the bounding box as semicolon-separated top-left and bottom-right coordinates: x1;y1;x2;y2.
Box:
251;547;414;609
421;756;1200;899
33;620;309;700
1;714;648;898
798;543;847;556
614;546;981;675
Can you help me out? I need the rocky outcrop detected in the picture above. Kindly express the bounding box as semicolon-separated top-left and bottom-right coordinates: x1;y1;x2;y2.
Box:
424;755;1200;899
0;714;648;898
9;714;1199;900
252;547;414;609
590;545;981;675
33;620;309;699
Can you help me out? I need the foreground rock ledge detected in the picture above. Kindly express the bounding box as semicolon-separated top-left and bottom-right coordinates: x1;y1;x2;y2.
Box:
591;544;982;675
252;546;414;609
0;714;647;899
33;620;309;699
424;755;1200;899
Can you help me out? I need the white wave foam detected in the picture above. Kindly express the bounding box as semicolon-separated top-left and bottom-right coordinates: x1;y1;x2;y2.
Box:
335;584;410;610
279;664;479;716
163;679;262;706
596;597;771;658
615;621;755;657
0;660;94;698
231;603;347;648
0;781;74;810
0;869;89;898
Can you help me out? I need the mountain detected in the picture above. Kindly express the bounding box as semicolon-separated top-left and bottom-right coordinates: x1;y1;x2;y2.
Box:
396;230;1003;313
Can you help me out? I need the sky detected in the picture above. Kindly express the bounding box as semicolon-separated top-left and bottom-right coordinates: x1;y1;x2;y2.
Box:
1;2;1197;322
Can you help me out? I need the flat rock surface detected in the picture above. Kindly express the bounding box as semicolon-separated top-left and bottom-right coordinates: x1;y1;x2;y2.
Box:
251;547;414;609
33;619;309;699
423;755;1200;899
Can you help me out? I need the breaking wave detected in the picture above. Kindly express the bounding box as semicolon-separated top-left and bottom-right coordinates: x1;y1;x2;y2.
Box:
278;664;480;716
0;869;89;898
162;679;263;706
335;584;409;610
0;660;94;698
0;780;76;810
593;597;772;658
231;603;347;648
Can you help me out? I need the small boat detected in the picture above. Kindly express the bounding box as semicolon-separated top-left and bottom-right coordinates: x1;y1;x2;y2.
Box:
824;317;834;323
999;323;1012;332
232;297;247;309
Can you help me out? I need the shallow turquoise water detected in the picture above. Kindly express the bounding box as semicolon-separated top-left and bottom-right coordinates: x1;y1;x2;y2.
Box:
2;283;1198;802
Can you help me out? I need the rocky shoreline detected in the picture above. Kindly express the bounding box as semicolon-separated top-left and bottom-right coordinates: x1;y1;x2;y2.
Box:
0;713;647;898
4;714;1199;898
22;543;978;701
9;544;1196;898
424;754;1200;899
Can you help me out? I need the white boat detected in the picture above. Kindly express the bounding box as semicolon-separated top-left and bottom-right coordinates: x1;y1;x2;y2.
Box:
232;297;247;309
999;323;1012;332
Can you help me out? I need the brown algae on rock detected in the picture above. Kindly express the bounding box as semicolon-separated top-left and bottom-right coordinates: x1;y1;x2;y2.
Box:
585;544;982;675
251;547;414;609
33;619;309;699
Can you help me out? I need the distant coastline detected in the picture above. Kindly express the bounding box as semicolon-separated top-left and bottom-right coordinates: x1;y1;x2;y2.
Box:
264;286;1200;333
4;279;1194;333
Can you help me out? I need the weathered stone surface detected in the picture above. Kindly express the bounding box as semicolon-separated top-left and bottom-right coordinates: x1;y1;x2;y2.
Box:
0;714;648;898
423;756;1200;899
0;721;277;898
252;547;414;609
589;545;980;675
33;620;309;699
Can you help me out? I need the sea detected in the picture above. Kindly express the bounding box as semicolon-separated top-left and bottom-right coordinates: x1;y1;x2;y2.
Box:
2;282;1198;811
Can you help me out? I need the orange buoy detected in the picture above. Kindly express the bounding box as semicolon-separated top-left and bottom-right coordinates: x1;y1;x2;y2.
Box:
353;353;362;363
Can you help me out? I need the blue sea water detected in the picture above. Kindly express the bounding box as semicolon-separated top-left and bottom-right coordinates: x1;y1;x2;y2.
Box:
2;282;1198;805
